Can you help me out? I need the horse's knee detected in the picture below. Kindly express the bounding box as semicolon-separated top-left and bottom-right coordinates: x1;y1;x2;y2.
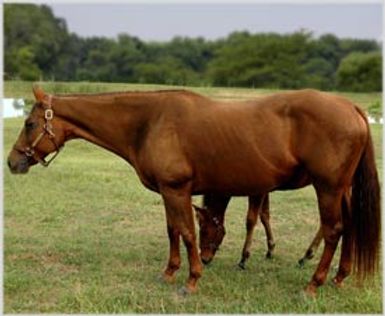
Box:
181;229;196;245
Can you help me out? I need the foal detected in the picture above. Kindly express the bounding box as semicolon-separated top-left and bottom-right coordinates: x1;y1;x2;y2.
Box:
194;194;323;269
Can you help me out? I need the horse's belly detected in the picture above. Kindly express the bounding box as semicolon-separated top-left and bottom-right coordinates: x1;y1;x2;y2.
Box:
192;162;290;195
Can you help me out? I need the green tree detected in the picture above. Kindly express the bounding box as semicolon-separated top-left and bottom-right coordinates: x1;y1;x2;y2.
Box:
75;37;118;81
111;34;145;82
207;31;311;88
14;46;41;80
4;4;68;79
336;52;382;92
134;57;199;85
303;58;335;90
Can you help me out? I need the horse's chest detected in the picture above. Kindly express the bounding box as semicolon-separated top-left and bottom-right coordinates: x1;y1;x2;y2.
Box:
134;147;193;191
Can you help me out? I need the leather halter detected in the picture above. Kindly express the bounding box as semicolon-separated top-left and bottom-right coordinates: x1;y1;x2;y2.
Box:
15;95;63;167
207;216;224;252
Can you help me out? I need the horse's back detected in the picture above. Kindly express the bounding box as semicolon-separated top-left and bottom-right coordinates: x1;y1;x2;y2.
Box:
138;89;368;194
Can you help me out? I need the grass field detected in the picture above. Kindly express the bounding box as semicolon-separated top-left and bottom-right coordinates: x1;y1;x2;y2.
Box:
3;81;383;313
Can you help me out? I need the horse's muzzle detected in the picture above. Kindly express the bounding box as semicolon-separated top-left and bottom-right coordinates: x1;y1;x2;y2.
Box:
7;153;30;174
201;256;213;265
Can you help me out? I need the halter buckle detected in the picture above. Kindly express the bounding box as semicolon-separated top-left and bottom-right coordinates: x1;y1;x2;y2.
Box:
25;147;35;157
45;109;53;120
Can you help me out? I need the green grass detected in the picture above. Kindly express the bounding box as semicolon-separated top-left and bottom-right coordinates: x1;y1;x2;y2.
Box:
3;82;383;313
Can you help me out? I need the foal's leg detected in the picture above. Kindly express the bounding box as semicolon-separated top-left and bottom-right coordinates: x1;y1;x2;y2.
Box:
161;185;202;294
333;191;353;287
238;195;265;269
305;187;344;297
259;195;276;259
298;227;323;267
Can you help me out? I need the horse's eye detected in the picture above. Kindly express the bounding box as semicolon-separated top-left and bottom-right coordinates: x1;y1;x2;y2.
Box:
24;121;37;131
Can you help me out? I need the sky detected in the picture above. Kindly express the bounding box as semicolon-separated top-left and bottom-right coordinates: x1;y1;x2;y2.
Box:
49;3;383;42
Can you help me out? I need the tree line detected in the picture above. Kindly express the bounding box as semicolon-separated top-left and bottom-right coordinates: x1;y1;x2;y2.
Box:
4;4;382;92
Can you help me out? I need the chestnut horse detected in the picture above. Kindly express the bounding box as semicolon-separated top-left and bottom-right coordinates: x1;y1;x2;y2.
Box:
8;86;380;296
194;194;324;269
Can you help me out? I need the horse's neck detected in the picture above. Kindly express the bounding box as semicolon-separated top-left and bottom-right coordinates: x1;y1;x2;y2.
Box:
55;94;154;162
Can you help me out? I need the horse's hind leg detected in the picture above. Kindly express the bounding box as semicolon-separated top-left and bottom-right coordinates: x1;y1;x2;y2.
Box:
238;195;265;269
305;187;344;297
259;195;276;259
333;190;353;287
298;227;323;267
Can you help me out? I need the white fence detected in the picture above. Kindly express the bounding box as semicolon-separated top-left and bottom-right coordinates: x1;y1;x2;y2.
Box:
3;99;25;118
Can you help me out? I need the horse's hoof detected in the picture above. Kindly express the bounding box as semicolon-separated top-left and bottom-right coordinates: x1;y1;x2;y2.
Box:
178;285;196;296
158;273;176;284
303;284;317;298
238;261;246;270
332;277;344;288
265;252;273;259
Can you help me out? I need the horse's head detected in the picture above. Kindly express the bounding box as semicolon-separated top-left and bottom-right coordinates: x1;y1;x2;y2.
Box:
194;204;226;265
7;86;66;174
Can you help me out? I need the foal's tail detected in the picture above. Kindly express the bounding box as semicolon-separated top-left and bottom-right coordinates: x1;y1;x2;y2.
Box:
351;107;381;279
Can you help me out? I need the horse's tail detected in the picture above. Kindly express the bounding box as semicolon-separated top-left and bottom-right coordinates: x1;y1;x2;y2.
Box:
351;106;381;279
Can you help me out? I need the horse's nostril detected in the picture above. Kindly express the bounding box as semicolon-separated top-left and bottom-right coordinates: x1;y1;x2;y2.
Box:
7;158;12;169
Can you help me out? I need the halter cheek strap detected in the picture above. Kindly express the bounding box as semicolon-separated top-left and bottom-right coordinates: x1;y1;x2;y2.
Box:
15;95;63;167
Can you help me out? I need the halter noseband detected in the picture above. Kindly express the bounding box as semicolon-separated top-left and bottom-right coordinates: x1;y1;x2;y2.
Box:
16;95;63;167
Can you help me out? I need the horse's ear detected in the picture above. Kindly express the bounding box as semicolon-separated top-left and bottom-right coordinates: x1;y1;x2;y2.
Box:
192;204;200;212
193;204;207;221
193;204;205;213
193;204;204;220
32;84;45;102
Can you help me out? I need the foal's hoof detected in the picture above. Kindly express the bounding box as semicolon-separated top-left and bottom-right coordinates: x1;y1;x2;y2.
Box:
265;251;273;259
238;261;246;270
178;285;196;296
297;258;306;268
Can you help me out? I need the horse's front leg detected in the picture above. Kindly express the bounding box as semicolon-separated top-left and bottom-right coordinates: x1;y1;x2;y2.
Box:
161;184;202;294
162;215;181;284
